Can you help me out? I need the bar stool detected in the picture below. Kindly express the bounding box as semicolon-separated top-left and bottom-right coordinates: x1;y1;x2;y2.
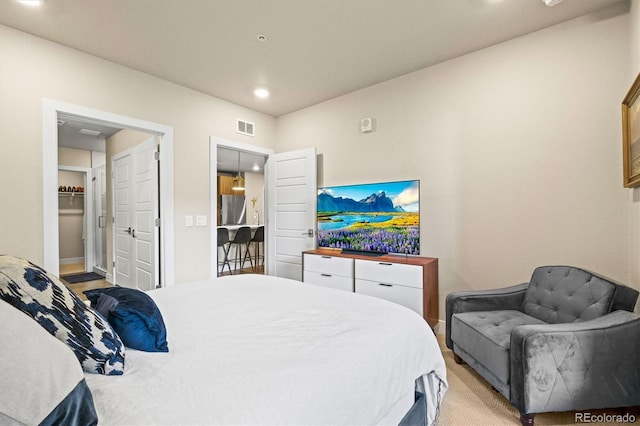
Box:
246;226;264;272
217;228;231;276
229;226;253;273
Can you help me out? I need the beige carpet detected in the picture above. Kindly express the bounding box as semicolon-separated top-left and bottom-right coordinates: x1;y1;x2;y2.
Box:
435;335;639;425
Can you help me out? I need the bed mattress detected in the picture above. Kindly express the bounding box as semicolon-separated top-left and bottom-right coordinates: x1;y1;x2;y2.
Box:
84;274;447;425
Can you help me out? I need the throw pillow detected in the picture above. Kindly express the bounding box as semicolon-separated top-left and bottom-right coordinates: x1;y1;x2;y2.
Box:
0;255;125;375
85;287;169;352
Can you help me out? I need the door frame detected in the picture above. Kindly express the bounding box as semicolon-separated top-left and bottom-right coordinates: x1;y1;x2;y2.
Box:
209;136;274;279
57;165;94;272
43;99;175;286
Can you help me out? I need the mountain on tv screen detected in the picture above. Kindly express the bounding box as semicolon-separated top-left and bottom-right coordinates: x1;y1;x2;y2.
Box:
317;179;420;255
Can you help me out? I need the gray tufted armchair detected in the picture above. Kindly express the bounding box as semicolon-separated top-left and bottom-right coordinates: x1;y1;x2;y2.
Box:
446;266;640;426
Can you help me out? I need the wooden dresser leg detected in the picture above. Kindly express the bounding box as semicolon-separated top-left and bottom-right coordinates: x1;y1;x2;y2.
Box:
520;413;534;426
453;352;464;364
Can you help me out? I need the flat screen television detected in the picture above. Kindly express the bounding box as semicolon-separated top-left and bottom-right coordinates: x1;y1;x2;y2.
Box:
317;179;420;256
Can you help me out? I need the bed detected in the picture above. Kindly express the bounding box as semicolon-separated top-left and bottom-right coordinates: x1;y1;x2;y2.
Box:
0;255;447;426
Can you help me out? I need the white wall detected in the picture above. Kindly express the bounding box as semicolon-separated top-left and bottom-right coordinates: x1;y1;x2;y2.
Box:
276;3;636;319
1;4;638;310
0;24;277;282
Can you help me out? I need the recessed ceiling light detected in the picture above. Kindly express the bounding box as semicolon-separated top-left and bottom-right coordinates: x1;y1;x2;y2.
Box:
254;88;270;99
17;0;43;6
78;128;101;136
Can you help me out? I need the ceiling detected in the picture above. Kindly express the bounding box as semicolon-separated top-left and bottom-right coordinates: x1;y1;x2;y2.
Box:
57;114;122;153
217;147;267;175
0;0;627;117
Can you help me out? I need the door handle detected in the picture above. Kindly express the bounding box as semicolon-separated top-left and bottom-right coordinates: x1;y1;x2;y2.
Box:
302;229;314;237
125;227;132;235
132;229;136;238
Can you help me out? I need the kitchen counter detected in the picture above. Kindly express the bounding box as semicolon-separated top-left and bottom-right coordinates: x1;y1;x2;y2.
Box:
218;224;263;231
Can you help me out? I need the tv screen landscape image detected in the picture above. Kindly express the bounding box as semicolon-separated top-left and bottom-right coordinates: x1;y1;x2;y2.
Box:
317;180;420;255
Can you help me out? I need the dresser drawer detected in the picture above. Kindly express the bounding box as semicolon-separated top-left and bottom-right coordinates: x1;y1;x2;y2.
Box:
354;259;422;289
304;271;354;292
355;279;422;315
303;253;353;277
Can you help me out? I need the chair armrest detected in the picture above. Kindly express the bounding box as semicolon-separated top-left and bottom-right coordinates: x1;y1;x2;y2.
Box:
445;282;528;349
510;311;640;414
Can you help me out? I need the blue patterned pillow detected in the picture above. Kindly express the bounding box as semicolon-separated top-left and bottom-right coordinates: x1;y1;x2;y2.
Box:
0;255;125;375
85;287;169;352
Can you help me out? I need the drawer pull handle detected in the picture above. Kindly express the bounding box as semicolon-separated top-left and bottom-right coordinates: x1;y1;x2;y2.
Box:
321;256;332;259
378;262;393;266
379;283;393;287
321;273;332;277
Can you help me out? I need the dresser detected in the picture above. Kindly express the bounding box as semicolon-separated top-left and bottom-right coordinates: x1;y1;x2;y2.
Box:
302;249;438;328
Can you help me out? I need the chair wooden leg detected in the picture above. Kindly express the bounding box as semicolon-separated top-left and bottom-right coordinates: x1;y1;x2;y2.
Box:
453;352;464;364
520;413;534;426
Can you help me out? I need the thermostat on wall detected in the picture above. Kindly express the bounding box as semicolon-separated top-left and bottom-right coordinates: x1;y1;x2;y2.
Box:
360;117;375;133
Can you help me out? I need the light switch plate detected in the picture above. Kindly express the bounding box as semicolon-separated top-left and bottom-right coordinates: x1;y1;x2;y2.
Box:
196;215;207;226
185;215;194;227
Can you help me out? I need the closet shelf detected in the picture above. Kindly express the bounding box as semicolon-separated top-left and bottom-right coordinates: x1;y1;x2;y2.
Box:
59;209;84;215
58;192;84;196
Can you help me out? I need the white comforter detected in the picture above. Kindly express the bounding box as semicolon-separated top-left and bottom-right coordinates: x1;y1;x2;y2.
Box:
85;274;447;425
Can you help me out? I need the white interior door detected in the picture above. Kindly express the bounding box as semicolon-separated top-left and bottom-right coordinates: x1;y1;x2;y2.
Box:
266;147;317;280
112;137;158;290
132;138;158;291
113;153;134;287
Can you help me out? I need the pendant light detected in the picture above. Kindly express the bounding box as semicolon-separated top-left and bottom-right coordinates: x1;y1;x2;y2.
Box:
232;151;245;191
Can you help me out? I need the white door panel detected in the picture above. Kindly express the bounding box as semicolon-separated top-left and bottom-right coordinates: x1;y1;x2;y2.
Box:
275;156;307;178
132;138;158;291
113;154;133;287
276;211;308;230
266;148;316;280
275;262;303;281
275;185;309;204
275;236;307;257
112;137;158;291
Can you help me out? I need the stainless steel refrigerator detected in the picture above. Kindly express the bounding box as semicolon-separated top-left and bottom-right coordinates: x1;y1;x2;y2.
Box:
220;195;246;225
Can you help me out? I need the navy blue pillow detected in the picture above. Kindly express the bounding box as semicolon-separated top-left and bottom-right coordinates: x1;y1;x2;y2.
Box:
84;287;168;353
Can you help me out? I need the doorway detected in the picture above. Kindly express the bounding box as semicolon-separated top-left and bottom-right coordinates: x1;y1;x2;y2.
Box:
210;137;318;281
214;141;270;277
57;117;119;278
57;167;90;273
210;137;273;279
43;99;175;287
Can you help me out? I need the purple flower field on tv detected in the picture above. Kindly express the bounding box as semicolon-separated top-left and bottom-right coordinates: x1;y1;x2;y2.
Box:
317;226;420;255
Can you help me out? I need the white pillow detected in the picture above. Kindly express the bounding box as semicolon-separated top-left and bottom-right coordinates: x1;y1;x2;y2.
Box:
0;300;96;425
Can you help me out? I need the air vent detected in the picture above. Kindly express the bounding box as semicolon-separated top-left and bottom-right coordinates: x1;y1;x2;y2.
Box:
237;119;255;137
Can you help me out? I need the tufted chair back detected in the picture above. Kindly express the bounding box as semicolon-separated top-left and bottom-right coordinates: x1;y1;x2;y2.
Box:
520;266;629;324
